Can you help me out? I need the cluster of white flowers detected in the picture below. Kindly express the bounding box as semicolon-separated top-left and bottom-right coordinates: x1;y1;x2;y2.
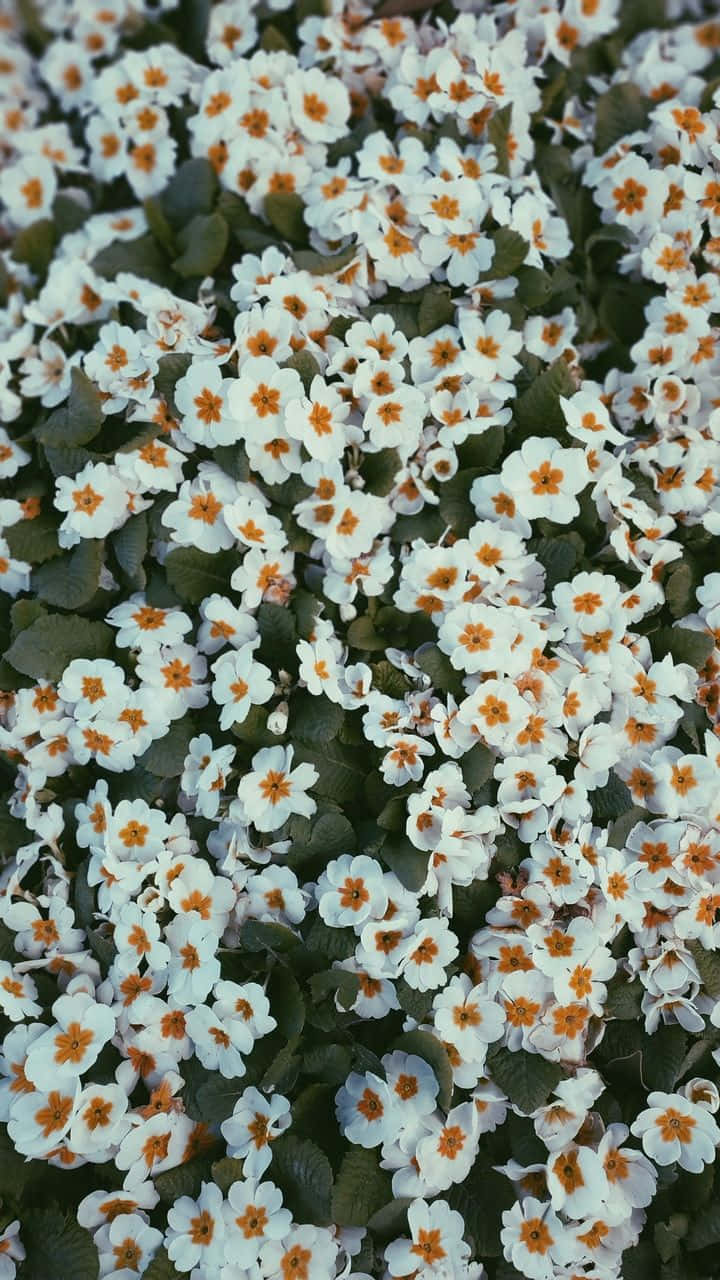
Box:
1;0;720;1276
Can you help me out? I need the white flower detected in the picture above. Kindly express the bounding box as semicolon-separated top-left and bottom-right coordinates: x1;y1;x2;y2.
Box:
236;745;317;832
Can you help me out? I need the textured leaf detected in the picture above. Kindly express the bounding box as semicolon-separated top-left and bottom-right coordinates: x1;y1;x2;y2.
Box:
172;212;229;277
92;233;169;284
418;285;454;335
488;104;512;176
485;227;528;278
239;920;301;953
142;1248;183;1280
162;157;217;226
5;615;113;680
154;353;193;414
294;740;365;804
332;1149;393;1227
5;511;61;565
139;716;195;776
33;539;104;609
290;690;344;744
12;218;56;275
112;512;148;587
271;1136;334;1225
654;626;714;672
687;940;720;999
381;833;429;891
595;83;650;154
514;359;576;433
154;1156;213;1204
19;1208;98;1280
489;1047;563;1114
269;968;305;1038
165;548;236;603
264;193;307;243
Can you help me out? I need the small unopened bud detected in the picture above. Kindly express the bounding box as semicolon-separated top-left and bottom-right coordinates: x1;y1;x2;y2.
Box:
339;603;357;622
268;701;289;735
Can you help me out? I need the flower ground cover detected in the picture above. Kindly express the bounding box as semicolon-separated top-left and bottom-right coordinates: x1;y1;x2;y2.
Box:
1;0;720;1277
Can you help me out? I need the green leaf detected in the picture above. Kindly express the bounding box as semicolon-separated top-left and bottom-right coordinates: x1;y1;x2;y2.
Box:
393;1029;453;1110
595;83;650;154
305;916;357;961
381;833;428;892
42;443;96;477
293;245;358;275
332;1149;393;1227
144;196;177;254
416;644;464;698
418;285;454;336
262;1039;301;1092
371;659;411;697
347;614;387;652
217;191;275;251
367;1196;412;1240
37;367;103;447
488;104;512;176
516;266;553;308
301;1042;353;1081
154;1156;213;1204
165;547;236;603
448;1164;514;1257
264;194;307;243
5;511;61;565
210;1156;245;1195
271;1136;333;1226
605;975;644;1020
92;233;169;284
269;968;305;1038
142;1247;183;1280
290;690;344;744
172;212;229;277
665;561;695;618
654;626;714;672
642;1025;687;1092
514;359;576;433
308;969;360;1011
361;447;402;497
306;811;355;857
607;806;648;850
591;772;634;823
239;920;301;953
33;539;104;609
687;940;720;999
139;716;195;776
5;615;113;681
261;23;292;51
112;512;148;587
256;601;297;670
294;741;365;804
461;742;495;791
488;1046;564;1114
532;532;576;591
284;350;321;393
687;1202;720;1251
0;1125;39;1195
162;158;218;227
18;1208;98;1280
396;979;434;1022
195;1074;246;1123
11;218;56;275
438;468;481;536
154;353;193;415
484;227;528;278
